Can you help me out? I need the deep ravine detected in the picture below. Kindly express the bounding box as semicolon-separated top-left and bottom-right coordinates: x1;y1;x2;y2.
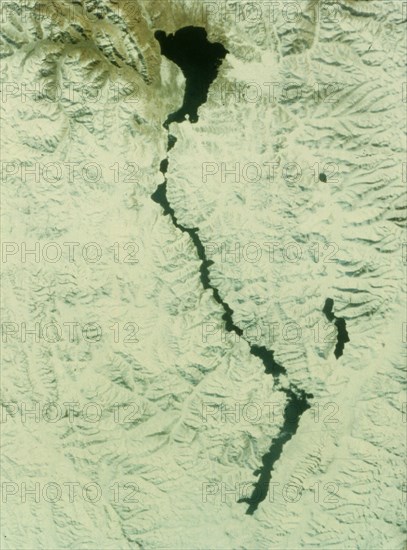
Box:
152;26;313;514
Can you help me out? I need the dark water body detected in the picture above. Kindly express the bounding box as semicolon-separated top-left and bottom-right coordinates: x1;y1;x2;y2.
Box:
238;386;311;514
323;297;350;358
152;26;313;515
154;26;228;126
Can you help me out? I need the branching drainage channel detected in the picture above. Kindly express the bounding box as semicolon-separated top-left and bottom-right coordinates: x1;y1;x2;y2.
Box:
152;26;313;515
